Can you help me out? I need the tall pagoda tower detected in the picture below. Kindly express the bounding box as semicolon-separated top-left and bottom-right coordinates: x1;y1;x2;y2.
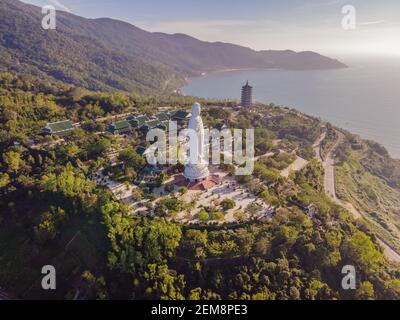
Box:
241;81;253;108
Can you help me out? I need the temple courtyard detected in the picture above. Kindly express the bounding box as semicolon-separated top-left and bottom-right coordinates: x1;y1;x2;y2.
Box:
151;166;273;224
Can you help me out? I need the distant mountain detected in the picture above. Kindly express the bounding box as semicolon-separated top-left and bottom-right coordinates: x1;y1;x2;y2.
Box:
0;0;347;93
0;0;183;93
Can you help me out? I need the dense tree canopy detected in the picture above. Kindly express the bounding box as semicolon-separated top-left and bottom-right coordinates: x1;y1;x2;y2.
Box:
0;72;399;300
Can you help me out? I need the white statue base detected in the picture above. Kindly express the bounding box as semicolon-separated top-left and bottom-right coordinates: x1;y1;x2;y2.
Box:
184;163;209;182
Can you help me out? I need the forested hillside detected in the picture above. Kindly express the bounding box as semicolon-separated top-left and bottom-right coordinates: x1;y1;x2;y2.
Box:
0;0;346;93
0;72;399;300
0;0;184;93
336;135;400;254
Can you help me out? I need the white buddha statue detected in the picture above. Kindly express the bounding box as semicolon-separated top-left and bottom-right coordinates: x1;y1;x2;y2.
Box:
184;103;210;182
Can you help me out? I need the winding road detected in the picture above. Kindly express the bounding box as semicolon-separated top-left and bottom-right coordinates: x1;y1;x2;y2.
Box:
318;129;400;262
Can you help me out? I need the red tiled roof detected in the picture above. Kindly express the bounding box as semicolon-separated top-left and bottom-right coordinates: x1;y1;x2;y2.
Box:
174;174;220;190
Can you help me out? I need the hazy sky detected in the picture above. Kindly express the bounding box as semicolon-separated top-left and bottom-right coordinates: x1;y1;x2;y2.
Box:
20;0;400;56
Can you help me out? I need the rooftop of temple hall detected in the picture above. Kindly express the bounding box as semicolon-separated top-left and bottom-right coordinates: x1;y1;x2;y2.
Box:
43;120;74;136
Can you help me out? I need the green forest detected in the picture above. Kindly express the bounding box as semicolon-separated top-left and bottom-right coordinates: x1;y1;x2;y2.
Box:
0;72;399;300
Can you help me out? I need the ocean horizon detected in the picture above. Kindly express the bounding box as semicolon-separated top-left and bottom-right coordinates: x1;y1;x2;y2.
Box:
183;54;400;159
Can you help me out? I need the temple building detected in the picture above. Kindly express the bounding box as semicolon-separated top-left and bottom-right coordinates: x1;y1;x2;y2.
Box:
107;111;189;136
171;110;190;126
108;119;132;135
43;120;74;136
241;81;253;108
128;115;149;128
139;119;161;133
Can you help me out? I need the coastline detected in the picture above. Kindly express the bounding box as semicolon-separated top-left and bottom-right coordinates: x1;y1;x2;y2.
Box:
181;66;400;160
187;65;345;81
180;67;282;96
181;65;346;96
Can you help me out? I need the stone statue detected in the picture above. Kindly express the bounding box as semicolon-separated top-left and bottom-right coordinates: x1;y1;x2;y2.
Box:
184;103;210;182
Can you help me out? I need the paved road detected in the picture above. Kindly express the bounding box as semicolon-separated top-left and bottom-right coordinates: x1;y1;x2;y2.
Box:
323;131;348;205
313;131;326;162
377;238;400;262
320;129;400;262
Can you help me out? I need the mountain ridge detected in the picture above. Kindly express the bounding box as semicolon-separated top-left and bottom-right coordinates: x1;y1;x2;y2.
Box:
0;0;347;93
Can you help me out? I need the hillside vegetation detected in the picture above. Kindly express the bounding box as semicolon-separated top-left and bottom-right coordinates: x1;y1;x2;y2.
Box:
1;0;346;93
0;72;399;300
336;136;400;253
